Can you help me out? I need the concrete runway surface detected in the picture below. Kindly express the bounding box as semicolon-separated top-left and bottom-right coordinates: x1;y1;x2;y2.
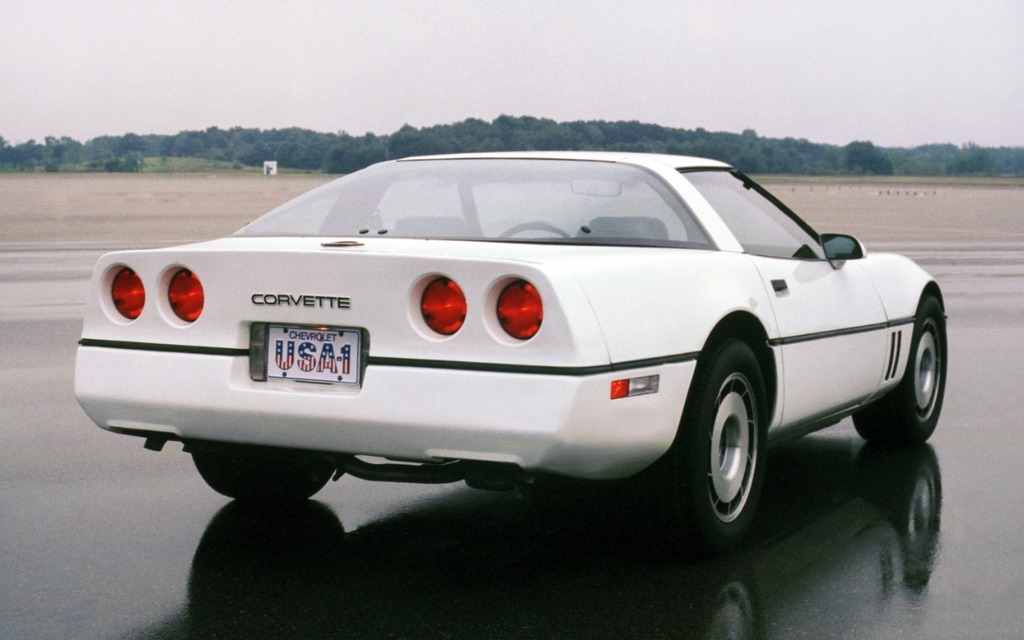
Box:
1;175;1023;638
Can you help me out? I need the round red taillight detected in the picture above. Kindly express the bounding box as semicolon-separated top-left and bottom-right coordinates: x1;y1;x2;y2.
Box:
168;269;204;322
497;279;543;340
421;277;466;335
111;267;145;320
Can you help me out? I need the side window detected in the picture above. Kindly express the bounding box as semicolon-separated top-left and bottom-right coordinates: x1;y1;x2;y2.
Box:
683;170;823;259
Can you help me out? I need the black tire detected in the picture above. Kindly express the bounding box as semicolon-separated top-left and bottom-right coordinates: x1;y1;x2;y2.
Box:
191;444;335;503
645;339;768;557
854;295;946;445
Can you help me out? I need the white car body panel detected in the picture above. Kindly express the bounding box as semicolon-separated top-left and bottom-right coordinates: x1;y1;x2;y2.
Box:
81;238;613;367
76;347;695;478
749;257;889;428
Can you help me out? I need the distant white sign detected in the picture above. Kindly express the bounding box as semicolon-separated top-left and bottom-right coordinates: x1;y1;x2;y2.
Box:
263;161;278;176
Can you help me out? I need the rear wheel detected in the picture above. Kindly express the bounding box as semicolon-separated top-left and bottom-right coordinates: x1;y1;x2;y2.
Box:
191;444;335;502
854;295;946;445
645;339;768;557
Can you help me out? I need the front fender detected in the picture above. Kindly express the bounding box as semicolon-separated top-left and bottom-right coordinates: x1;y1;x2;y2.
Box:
857;253;938;320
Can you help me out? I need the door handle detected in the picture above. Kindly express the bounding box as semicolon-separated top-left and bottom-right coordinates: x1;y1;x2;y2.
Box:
771;279;788;293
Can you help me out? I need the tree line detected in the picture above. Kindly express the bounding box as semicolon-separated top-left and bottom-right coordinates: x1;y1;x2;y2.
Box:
2;115;1021;176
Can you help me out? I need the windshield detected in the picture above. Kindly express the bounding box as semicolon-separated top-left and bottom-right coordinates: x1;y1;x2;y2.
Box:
236;159;713;248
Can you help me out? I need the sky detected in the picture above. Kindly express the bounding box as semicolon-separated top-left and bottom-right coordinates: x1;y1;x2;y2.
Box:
2;0;1023;149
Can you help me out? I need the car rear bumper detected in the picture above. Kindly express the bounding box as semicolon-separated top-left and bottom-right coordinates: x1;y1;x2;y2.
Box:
74;346;694;479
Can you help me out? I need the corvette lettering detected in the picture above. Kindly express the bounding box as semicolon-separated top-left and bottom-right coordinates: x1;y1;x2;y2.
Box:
252;294;351;309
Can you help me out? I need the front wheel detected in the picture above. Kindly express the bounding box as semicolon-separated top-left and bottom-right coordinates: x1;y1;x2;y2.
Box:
191;444;335;503
854;295;947;445
644;339;768;557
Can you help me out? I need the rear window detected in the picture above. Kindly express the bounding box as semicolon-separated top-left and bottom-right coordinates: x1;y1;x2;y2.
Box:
236;159;713;249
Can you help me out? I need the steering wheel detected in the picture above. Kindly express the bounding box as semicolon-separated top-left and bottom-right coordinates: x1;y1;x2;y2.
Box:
499;221;571;238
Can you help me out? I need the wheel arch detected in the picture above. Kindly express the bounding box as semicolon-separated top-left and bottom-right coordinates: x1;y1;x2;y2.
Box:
921;280;945;312
645;310;774;556
699;311;777;423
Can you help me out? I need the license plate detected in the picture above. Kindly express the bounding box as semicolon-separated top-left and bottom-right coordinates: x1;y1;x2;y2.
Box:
265;325;362;385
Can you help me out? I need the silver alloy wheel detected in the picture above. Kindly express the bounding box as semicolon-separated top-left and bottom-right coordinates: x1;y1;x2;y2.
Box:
708;373;758;523
914;318;941;420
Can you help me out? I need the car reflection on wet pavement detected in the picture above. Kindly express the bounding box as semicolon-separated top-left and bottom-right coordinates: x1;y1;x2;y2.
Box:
116;437;940;639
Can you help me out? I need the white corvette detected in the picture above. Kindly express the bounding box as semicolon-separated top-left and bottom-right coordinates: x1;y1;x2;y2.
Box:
75;152;946;555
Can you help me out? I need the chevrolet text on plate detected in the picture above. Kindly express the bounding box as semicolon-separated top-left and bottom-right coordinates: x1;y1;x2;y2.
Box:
75;152;947;556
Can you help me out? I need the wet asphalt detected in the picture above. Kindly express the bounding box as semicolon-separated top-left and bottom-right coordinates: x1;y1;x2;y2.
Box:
1;240;1023;639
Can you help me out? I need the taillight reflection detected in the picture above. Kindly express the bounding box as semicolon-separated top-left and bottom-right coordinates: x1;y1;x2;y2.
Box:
421;277;466;335
168;269;204;322
111;267;145;320
497;279;543;340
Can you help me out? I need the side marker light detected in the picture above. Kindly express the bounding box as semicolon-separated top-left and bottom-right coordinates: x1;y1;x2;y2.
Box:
611;375;660;400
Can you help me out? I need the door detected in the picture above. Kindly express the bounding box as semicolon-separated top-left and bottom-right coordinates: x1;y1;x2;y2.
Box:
751;256;888;426
681;170;890;428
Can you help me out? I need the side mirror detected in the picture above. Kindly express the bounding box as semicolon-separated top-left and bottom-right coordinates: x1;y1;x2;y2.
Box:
821;233;865;268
